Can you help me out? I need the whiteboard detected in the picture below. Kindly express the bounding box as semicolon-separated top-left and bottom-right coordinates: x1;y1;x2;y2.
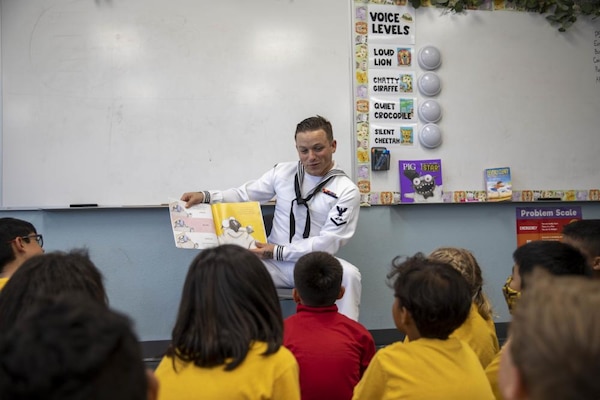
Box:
367;7;600;194
1;0;353;207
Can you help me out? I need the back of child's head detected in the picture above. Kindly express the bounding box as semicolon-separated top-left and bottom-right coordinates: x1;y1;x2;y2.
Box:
293;251;342;307
562;219;600;263
0;218;37;271
0;248;108;329
507;270;600;400
428;247;494;321
0;295;149;400
388;252;471;339
512;240;591;289
169;244;283;371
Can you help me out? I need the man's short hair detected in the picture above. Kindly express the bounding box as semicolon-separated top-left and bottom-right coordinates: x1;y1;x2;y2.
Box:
294;251;342;307
0;295;148;400
387;253;471;340
295;115;334;142
0;218;37;272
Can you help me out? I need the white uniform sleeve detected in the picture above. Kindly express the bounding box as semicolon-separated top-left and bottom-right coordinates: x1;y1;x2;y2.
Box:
203;163;360;264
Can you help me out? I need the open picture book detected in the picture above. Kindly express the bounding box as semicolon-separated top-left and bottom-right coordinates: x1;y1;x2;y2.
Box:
168;198;267;250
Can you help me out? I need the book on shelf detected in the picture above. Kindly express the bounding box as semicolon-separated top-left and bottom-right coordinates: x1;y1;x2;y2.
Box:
485;167;512;202
398;159;443;203
168;199;267;250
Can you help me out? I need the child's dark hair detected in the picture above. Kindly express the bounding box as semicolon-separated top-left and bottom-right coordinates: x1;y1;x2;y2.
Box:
0;218;37;272
294;251;342;307
167;244;283;371
562;219;600;258
512;240;591;289
387;253;471;340
0;295;147;400
0;249;108;329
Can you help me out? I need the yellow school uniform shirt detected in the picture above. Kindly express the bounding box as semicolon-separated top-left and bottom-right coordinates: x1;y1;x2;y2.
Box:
353;337;495;400
403;303;500;369
485;347;504;400
155;341;300;400
0;277;8;290
452;303;500;368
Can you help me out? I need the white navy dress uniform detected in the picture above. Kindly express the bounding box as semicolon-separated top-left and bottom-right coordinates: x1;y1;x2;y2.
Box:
202;161;362;320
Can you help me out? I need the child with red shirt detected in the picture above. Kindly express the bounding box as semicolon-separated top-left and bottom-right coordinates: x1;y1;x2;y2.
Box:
284;252;375;400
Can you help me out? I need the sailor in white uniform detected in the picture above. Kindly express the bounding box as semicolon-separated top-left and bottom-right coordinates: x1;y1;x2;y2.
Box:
181;116;362;320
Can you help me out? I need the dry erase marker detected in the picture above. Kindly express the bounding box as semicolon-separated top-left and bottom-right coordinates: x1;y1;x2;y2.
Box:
374;150;390;170
322;188;338;199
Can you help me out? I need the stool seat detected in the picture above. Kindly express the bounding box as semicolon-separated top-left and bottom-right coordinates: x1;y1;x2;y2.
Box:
276;288;294;300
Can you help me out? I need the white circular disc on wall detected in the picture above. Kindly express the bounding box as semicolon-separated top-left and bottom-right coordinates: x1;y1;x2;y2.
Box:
418;46;442;70
419;123;443;148
417;72;441;96
418;99;442;123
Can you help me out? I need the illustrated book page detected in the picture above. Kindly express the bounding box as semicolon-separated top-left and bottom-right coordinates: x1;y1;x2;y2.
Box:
169;199;267;250
210;201;267;249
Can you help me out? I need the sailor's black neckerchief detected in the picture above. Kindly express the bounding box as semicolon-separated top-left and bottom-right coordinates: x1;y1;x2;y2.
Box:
289;162;346;243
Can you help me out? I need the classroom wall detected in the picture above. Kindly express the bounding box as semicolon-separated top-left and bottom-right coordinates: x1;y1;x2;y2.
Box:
2;202;598;341
7;2;599;209
1;0;354;208
361;6;600;196
3;1;599;342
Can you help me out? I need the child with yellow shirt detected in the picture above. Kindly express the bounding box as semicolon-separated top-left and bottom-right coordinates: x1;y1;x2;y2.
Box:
155;245;300;400
353;253;494;400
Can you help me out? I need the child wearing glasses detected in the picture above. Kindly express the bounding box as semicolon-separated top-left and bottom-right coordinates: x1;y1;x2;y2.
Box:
0;218;44;290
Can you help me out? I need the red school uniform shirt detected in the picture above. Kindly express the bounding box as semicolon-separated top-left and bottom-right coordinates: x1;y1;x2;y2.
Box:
284;304;376;400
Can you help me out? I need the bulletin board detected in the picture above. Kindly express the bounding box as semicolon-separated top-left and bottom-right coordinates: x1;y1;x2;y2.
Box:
1;0;354;208
352;2;600;205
